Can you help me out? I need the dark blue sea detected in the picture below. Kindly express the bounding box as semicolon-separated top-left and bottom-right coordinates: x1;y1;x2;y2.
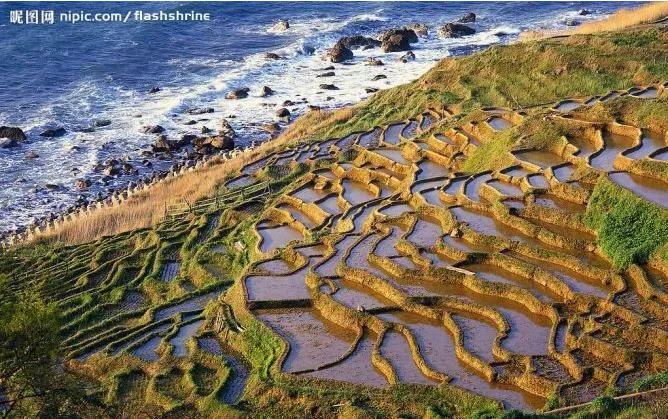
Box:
0;1;635;234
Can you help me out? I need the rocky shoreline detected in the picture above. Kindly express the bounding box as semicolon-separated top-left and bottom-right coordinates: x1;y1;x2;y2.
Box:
0;11;511;247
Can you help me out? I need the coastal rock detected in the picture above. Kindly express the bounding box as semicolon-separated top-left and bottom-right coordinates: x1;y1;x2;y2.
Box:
260;86;275;97
276;108;291;119
365;87;379;93
379;28;418;52
579;9;591;16
270;19;289;32
40;127;67;138
226;88;250;99
319;66;335;71
564;19;580;27
0;138;17;148
94;119;112;127
148;87;161;94
372;74;387;81
75;178;91;190
407;23;428;38
365;57;384;66
308;105;321;111
298;44;315;55
325;41;353;63
220;119;236;138
201;126;212;134
0;126;26;141
188;107;214;115
103;166;120;176
398;51;415;63
457;12;476;23
438;23;476;38
153;135;175;152
184;120;197;125
25;151;39;159
319;84;339;90
316;71;335;78
264;52;283;60
209;135;234;150
179;134;198;146
338;35;381;50
262;122;281;135
141;125;165;134
283;100;295;106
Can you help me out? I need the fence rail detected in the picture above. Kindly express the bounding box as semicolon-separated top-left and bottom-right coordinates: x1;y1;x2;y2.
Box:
165;181;272;218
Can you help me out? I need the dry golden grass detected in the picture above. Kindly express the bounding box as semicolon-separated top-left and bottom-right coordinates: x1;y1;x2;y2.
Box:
521;2;668;40
38;114;326;244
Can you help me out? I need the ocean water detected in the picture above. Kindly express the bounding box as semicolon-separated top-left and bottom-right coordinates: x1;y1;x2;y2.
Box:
0;1;633;236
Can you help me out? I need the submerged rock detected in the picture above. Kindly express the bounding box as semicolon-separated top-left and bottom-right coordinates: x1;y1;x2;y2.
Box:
365;57;384;66
276;108;291;119
264;52;283;60
438;23;476;38
458;12;476;23
226;88;250;100
316;71;335;78
94;119;112;127
188;107;214;115
365;87;379;93
40;127;67;138
260;86;275;97
319;84;339;90
270;19;289;32
148;87;161;94
0;126;27;141
372;74;387;81
398;51;416;63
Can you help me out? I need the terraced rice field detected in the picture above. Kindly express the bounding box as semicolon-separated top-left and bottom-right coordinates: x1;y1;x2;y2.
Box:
1;82;667;415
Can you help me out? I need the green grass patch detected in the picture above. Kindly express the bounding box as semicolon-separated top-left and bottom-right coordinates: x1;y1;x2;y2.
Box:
585;177;668;269
462;129;517;174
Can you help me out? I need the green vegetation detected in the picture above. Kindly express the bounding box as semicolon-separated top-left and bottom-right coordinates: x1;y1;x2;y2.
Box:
462;129;517;174
308;27;668;140
585;177;668;269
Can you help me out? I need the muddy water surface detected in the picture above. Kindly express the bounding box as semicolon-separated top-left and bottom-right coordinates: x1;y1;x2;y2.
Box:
383;123;407;145
590;133;635;171
257;223;303;253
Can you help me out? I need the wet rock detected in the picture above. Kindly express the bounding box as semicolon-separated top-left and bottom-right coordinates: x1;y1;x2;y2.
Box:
141;125;165;134
337;35;381;50
308;105;321;111
184;120;197;125
276;108;291;119
298;44;315;55
209;136;234;150
398;51;415;63
260;86;275;97
283;100;295;106
148;87;161;94
0;138;18;148
264;52;283;60
122;163;135;173
564;19;580;27
75;178;91;190
372;74;387;81
201;126;212;134
365;57;384;66
25;151;39;159
407;23;428;37
457;12;476;23
188;107;214;115
578;9;591;16
40;127;67;138
317;71;335;78
78;126;95;133
319;66;335;71
0;126;27;141
319;84;339;90
438;23;476;38
262;122;281;135
226;88;250;100
153;135;175;152
179;134;198;146
379;28;418;52
271;19;289;32
220;119;235;139
325;41;353;63
94;119;112;127
365;87;379;93
45;183;60;191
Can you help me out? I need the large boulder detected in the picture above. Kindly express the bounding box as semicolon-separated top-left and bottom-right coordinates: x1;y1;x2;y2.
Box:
0;126;27;141
226;88;250;100
220;119;235;138
338;35;381;50
209;135;234;150
276;108;291;119
153;135;176;152
325;41;353;63
437;23;476;38
379;28;418;53
457;12;476;23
